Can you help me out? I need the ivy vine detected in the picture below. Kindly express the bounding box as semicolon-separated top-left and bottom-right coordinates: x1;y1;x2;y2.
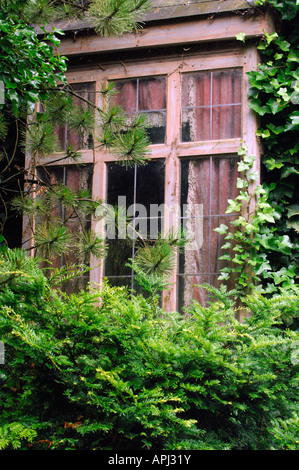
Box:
217;0;298;298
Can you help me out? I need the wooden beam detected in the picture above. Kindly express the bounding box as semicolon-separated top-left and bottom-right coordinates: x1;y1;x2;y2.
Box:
55;13;275;57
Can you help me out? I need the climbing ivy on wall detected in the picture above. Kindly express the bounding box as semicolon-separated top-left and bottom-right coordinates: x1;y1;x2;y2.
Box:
218;0;298;297
250;0;299;282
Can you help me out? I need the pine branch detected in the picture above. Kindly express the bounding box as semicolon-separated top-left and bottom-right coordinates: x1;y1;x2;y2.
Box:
87;0;151;37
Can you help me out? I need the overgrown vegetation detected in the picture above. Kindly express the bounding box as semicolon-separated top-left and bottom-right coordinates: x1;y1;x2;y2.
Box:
224;0;299;297
0;0;153;259
0;250;298;450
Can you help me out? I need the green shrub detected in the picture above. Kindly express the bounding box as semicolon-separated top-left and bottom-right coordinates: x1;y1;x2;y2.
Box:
0;250;298;450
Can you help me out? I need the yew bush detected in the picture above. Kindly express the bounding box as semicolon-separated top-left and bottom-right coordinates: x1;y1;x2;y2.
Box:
0;249;298;450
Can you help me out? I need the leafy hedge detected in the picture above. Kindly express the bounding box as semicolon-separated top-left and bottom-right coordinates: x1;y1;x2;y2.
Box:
0;249;298;450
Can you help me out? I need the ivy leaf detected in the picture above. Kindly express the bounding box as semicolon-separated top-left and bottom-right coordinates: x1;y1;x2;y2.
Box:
281;166;299;178
275;37;290;51
287;204;299;218
277;87;290;101
249;98;268;116
287;219;299;233
288;50;299;62
267;98;280;114
214;224;228;234
265;158;284;170
236;32;246;43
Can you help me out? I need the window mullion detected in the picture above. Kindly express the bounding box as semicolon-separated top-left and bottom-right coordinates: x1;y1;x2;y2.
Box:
166;70;181;145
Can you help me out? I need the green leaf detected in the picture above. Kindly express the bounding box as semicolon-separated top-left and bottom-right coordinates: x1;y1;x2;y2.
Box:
214;224;228;235
281;166;299;178
287;204;299;218
267;98;280;114
249;98;267;116
236;32;246;43
288;50;299;62
275;37;290;51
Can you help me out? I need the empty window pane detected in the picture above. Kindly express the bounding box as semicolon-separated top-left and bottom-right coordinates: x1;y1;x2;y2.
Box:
182;69;242;142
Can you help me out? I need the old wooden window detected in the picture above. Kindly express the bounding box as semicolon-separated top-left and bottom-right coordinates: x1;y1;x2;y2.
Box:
181;69;242;142
36;164;93;293
25;45;259;311
112;76;167;144
178;156;239;309
105;159;165;291
54;82;95;151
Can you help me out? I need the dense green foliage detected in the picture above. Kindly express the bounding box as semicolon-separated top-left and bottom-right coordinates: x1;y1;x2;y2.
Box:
216;146;297;297
0;0;153;261
0;249;298;450
217;0;299;299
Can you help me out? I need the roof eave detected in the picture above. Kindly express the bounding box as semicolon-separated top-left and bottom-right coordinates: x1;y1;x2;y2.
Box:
36;0;257;35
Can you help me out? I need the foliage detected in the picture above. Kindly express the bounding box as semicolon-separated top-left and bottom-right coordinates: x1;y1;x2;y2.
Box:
0;250;298;450
255;0;298;20
87;0;151;37
216;145;296;298
223;0;299;297
0;0;153;265
0;8;67;116
0;0;298;453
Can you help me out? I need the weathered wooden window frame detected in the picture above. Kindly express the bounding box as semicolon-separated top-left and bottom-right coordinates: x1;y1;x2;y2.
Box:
24;41;261;311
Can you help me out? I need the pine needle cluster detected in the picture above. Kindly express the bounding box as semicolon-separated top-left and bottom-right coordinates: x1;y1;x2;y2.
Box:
88;0;151;37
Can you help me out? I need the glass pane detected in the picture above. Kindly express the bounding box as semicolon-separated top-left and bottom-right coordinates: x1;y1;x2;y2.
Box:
37;166;64;221
182;69;242;142
182;71;211;108
55;82;95;151
182;108;211;142
138;77;166;111
104;239;133;277
112;76;166;144
113;79;137;113
179;156;239;308
210;156;239;214
212;105;241;140
36;164;93;293
107;163;135;209
107;276;132;289
105;160;165;285
136;160;165;210
180;158;211;216
145;111;166;144
212;69;242;105
67;82;95;150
